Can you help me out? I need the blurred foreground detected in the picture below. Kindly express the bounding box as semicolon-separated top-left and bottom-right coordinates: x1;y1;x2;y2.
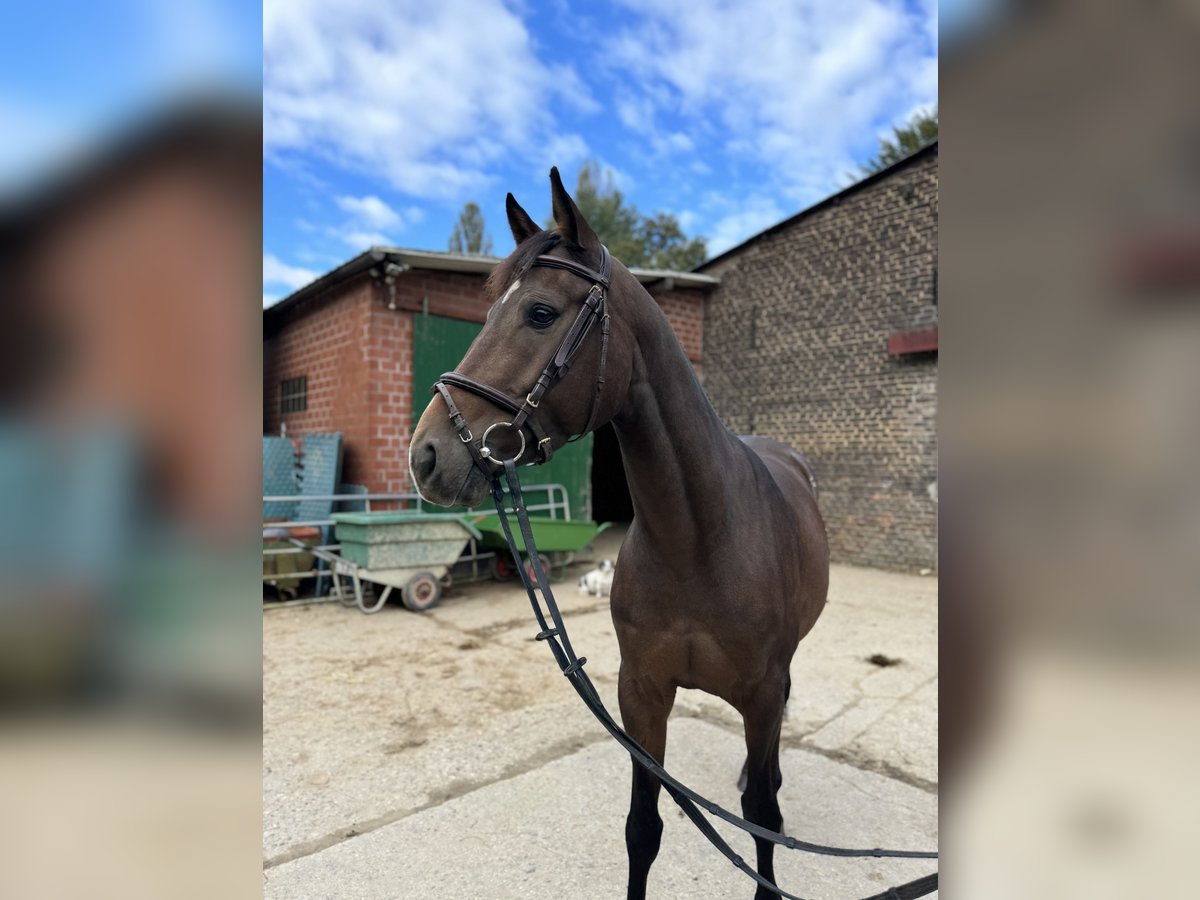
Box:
1;12;261;892
942;1;1200;896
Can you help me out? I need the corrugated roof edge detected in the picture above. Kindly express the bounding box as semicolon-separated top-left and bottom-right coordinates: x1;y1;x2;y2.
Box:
694;140;938;273
264;246;719;323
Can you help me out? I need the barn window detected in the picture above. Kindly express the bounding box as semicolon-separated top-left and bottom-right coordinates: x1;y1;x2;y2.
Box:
280;375;308;414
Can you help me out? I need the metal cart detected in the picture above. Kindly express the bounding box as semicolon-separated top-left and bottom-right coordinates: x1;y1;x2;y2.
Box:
306;512;483;613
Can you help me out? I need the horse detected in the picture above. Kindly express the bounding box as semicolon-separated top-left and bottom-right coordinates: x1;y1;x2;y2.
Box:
410;168;829;899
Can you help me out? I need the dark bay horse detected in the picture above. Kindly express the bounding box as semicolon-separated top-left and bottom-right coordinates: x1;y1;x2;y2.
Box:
410;169;829;898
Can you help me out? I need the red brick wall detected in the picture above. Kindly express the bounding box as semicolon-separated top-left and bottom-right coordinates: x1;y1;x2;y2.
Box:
394;269;492;323
652;286;705;364
264;266;707;496
363;299;413;493
264;275;376;488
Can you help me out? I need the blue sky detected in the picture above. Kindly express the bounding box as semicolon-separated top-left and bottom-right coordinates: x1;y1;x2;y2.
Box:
264;0;937;306
0;1;938;308
0;0;260;189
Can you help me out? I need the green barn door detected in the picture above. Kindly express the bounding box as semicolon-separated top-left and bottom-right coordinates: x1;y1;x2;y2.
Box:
411;314;593;519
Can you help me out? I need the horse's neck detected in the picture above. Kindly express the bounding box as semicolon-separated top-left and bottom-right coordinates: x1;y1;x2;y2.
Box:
610;289;751;556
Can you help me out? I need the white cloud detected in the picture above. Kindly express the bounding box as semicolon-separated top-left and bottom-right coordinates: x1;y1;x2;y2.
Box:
615;93;656;133
705;196;786;257
610;0;938;205
614;91;694;159
335;194;401;229
263;253;318;290
338;230;392;249
264;0;591;198
539;133;590;175
328;196;427;249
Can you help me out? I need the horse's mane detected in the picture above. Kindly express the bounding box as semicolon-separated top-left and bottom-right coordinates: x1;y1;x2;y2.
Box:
484;231;562;300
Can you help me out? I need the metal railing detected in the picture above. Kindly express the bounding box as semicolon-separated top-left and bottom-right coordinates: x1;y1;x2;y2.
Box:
262;484;572;589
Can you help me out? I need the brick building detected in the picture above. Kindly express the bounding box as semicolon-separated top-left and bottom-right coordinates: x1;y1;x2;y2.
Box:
266;145;936;566
263;250;714;516
699;143;938;571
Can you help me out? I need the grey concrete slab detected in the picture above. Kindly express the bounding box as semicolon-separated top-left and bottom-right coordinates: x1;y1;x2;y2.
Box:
264;559;937;893
423;575;609;638
264;718;937;900
264;602;618;862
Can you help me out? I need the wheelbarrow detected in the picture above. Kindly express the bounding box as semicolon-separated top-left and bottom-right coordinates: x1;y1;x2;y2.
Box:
468;514;611;585
306;512;482;613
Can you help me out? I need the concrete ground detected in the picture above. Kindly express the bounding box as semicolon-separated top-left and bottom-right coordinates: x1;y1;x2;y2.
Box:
263;528;937;899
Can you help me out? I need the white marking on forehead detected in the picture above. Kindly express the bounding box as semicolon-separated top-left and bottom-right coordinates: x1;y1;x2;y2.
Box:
499;279;521;304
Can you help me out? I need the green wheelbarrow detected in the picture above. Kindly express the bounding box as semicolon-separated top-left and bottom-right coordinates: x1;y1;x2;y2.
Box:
468;514;611;585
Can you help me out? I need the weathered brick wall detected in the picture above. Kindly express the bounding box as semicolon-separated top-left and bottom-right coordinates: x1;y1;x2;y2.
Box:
264;265;707;496
650;286;705;363
363;299;414;494
702;148;938;571
264;274;379;490
394;269;494;323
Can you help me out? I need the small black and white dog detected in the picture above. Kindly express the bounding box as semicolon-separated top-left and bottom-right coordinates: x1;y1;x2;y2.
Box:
577;559;615;597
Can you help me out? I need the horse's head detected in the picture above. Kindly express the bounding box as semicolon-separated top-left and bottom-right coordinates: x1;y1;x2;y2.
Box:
410;168;635;508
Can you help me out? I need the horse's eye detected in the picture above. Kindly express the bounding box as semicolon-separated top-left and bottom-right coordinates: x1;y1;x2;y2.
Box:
527;304;559;329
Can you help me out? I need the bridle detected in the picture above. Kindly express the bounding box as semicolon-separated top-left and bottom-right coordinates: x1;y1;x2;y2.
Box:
431;242;612;470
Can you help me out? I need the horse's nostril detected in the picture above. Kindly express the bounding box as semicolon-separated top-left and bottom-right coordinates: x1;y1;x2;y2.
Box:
412;440;437;481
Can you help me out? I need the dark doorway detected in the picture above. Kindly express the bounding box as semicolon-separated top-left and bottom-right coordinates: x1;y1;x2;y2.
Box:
590;423;633;522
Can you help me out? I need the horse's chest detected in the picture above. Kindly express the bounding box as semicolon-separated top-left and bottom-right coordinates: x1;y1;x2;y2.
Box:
610;570;787;656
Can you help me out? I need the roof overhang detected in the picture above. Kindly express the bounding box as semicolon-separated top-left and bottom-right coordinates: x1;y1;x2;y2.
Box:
264;246;719;324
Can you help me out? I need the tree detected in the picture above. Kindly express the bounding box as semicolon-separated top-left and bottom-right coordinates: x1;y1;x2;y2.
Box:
553;161;707;270
449;202;493;255
636;212;708;272
860;107;938;176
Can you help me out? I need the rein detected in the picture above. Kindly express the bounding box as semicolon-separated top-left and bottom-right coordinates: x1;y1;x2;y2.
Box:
491;461;938;900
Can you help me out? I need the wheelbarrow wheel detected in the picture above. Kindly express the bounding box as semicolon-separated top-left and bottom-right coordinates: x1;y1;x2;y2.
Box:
489;553;517;581
525;553;553;589
401;572;442;612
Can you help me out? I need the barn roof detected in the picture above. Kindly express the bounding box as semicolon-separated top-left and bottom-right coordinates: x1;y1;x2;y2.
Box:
695;140;938;272
264;245;719;322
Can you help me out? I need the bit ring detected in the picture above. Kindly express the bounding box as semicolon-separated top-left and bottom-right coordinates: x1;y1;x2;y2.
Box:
479;421;526;466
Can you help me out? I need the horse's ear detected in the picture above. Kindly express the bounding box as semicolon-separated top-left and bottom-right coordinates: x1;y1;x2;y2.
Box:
549;166;599;254
505;193;540;245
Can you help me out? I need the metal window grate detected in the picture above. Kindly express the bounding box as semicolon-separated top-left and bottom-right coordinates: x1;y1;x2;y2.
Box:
280;375;307;414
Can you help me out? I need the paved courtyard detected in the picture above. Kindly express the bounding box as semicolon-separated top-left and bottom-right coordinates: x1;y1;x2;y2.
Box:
263;530;937;899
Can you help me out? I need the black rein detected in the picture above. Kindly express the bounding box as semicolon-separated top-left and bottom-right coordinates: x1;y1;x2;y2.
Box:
490;462;938;900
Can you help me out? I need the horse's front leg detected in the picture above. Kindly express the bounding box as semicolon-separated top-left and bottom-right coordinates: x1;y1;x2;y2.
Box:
741;681;788;899
618;666;675;900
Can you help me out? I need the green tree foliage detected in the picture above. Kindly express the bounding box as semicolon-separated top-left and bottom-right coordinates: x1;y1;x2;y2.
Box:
558;161;707;270
861;107;938;175
449;202;493;255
